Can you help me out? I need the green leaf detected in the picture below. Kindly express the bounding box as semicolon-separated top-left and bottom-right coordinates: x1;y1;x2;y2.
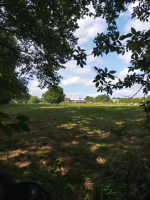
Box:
95;75;100;80
0;73;11;81
96;82;99;87
66;176;84;185
8;123;22;131
16;115;30;121
62;187;73;200
111;37;115;41
113;41;116;46
119;35;126;40
126;33;133;38
137;46;141;54
115;31;119;40
100;80;103;85
122;51;125;55
0;112;10;119
109;70;116;74
117;40;122;45
105;48;109;54
93;79;97;83
18;121;30;133
131;27;136;34
109;75;115;80
1;124;12;137
80;63;83;68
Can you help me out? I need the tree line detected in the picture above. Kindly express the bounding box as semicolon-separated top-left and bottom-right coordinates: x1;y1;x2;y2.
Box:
5;88;150;104
84;94;110;102
109;96;150;104
84;95;150;103
9;86;65;104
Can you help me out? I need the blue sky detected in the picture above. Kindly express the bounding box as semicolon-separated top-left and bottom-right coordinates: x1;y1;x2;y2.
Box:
28;1;150;99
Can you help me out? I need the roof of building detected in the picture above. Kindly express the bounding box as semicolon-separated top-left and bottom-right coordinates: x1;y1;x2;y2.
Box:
69;99;85;101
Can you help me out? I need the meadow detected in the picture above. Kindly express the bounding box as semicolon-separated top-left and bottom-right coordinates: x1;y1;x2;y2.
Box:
0;103;150;200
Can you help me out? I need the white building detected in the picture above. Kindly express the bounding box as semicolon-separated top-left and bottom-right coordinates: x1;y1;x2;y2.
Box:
69;99;86;103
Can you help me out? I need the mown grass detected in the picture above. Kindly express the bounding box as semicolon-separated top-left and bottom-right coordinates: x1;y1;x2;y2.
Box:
0;103;150;199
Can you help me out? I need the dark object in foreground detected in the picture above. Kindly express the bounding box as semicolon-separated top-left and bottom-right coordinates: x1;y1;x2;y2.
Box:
0;173;51;200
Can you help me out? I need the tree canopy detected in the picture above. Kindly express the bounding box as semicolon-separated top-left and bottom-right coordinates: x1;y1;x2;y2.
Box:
28;96;39;104
84;96;94;102
95;94;110;102
0;0;150;95
0;0;83;87
0;31;29;104
42;86;65;104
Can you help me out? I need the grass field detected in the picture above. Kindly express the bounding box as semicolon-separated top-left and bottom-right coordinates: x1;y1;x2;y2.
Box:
0;103;150;199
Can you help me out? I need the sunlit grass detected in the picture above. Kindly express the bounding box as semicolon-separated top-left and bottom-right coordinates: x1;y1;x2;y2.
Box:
0;103;149;199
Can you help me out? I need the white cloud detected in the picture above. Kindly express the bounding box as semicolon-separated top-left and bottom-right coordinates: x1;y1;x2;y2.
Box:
75;5;106;45
86;49;105;65
122;1;150;33
61;76;87;86
64;60;93;75
110;68;144;98
118;68;140;80
87;79;95;87
112;85;144;98
127;1;139;15
124;17;150;34
120;1;139;18
60;54;104;78
65;92;88;99
28;80;48;98
65;92;101;99
119;1;150;34
119;68;130;79
61;76;99;88
118;51;132;64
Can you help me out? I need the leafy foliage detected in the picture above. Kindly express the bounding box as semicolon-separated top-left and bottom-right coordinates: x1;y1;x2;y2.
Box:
28;96;39;104
64;98;70;102
0;31;29;104
93;9;150;95
140;100;150;129
84;96;94;102
0;0;86;88
109;96;149;104
1;1;150;95
0;112;30;137
42;86;65;104
47;162;90;200
140;100;150;115
95;94;110;102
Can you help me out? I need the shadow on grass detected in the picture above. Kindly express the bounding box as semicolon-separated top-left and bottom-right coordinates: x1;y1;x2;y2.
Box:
0;104;150;199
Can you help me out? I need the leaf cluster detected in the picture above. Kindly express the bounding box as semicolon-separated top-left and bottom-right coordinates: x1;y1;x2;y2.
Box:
0;112;30;137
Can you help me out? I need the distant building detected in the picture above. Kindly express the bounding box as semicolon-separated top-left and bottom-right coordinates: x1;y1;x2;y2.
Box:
69;99;86;103
112;99;119;103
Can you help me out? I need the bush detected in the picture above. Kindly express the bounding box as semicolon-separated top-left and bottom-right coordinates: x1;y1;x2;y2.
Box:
42;86;65;104
27;96;39;104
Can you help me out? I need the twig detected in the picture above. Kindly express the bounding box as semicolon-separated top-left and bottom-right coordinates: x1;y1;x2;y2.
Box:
123;85;144;99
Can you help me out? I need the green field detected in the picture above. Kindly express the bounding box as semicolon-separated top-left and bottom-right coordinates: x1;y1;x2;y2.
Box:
0;104;150;199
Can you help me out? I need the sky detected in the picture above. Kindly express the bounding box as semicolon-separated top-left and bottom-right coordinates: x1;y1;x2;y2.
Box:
28;1;150;99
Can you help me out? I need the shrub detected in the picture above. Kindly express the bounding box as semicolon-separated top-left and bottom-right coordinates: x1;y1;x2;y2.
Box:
27;96;39;104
